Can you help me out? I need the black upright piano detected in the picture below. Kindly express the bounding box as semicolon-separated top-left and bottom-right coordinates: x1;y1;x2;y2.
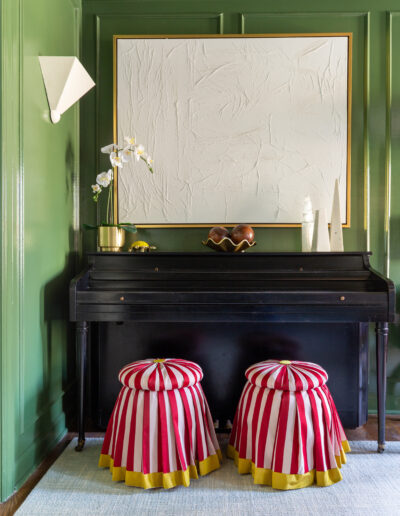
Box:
70;252;396;452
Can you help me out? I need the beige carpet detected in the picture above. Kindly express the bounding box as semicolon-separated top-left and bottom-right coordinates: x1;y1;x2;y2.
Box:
16;439;400;516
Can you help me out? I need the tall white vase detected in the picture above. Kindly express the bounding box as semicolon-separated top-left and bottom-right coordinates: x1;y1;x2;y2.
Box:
311;209;330;252
302;196;314;252
330;179;344;251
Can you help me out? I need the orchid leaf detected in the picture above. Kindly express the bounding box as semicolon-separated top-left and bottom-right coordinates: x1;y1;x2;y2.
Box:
82;223;98;231
118;223;137;233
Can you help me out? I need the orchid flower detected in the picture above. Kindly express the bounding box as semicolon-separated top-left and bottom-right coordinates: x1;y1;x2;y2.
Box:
124;136;136;146
96;169;113;188
92;184;101;193
91;183;102;202
133;144;145;162
110;152;124;168
101;143;118;154
121;147;133;161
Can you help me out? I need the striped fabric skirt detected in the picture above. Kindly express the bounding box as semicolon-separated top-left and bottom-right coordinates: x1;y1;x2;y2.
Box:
228;360;350;490
99;378;221;488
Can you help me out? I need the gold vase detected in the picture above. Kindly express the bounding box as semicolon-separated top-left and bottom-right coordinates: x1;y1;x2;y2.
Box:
98;226;125;252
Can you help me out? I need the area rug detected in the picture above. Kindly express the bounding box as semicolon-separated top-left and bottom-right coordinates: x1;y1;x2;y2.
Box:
16;439;400;516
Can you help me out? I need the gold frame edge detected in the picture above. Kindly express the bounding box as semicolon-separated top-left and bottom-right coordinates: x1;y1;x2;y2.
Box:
113;33;352;228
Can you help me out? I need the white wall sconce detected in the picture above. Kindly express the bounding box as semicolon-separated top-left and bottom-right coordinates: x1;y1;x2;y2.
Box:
39;56;95;123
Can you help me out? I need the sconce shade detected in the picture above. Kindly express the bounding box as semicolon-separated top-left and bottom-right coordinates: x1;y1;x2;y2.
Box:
39;56;95;123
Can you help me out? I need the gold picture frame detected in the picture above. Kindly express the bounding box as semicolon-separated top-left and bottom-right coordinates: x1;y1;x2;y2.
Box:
113;33;352;228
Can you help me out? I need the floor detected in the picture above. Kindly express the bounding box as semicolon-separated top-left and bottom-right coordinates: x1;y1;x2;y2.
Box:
345;415;400;441
1;415;400;516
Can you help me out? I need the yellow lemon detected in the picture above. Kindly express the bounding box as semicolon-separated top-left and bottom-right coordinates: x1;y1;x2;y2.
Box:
131;240;150;249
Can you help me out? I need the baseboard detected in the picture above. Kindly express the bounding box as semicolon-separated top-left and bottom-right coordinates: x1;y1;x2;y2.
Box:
14;413;68;491
0;433;72;512
368;410;400;416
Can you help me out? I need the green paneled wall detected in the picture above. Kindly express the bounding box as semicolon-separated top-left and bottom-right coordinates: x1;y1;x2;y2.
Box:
2;0;399;503
0;0;81;502
81;0;400;413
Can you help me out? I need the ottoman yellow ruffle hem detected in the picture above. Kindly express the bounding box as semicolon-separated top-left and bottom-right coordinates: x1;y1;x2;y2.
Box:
228;359;350;490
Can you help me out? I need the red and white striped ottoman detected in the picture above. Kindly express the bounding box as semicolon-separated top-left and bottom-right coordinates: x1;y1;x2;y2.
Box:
227;359;350;490
99;358;222;489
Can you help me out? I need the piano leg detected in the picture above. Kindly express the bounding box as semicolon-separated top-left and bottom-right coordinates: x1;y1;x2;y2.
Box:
376;322;389;453
75;321;89;452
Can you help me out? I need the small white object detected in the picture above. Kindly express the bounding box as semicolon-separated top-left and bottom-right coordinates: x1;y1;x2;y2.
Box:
330;179;344;251
311;209;331;252
302;196;314;252
39;56;95;124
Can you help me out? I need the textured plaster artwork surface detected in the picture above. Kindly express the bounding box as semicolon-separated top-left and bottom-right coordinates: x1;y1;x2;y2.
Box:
117;36;349;225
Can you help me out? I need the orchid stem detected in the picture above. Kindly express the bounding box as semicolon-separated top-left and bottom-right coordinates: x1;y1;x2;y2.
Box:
106;182;111;224
111;180;114;225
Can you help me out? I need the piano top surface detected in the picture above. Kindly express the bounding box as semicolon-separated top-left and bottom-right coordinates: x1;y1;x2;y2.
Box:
81;251;391;293
85;251;375;280
86;251;373;270
87;251;370;257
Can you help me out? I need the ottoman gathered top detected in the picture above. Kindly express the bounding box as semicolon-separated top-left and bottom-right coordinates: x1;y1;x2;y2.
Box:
246;359;328;391
119;358;203;391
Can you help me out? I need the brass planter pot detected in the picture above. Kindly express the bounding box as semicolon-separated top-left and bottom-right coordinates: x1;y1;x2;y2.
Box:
98;226;125;252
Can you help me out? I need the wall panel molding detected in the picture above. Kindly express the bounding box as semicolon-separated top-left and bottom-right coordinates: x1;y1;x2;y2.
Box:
386;13;400;413
240;10;372;34
69;0;82;8
387;11;400;280
364;12;371;251
95;12;225;32
18;0;25;437
384;11;400;278
1;0;24;500
73;2;82;252
385;12;393;275
242;11;371;22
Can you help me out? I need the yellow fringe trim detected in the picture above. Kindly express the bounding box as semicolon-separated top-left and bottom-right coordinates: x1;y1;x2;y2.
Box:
227;442;350;490
99;449;222;489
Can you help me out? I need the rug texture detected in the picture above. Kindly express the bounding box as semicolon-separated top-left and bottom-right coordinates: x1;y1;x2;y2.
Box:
16;438;400;516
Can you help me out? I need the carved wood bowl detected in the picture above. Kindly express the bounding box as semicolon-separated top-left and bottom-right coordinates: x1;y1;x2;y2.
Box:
202;236;256;253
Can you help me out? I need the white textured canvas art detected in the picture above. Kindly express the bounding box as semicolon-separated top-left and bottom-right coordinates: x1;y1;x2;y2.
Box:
116;36;350;226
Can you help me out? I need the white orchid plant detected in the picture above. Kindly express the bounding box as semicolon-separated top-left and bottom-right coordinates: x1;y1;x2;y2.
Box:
85;136;153;232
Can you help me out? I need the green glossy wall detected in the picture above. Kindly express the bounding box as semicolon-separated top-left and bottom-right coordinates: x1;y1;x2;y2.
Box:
81;0;400;413
0;0;81;502
1;0;400;503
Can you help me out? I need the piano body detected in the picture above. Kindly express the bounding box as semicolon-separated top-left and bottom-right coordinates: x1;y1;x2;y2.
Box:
70;252;396;452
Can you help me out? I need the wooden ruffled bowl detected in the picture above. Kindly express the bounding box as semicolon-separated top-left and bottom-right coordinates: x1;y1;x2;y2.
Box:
202;236;256;253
